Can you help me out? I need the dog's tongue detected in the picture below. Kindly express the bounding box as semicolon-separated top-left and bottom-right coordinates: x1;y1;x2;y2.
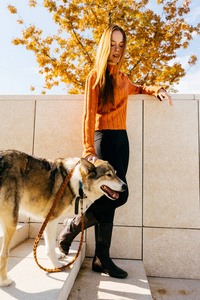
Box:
102;185;119;199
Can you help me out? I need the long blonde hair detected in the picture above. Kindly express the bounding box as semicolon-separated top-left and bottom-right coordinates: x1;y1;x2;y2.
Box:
94;24;127;113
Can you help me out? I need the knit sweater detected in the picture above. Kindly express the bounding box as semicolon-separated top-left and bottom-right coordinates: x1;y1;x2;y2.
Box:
82;64;162;158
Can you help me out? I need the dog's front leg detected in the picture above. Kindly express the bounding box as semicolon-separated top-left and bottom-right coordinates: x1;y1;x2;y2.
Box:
0;224;17;286
44;219;64;268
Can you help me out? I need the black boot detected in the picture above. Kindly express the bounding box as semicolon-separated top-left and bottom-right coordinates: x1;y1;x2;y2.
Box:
58;210;98;255
92;223;128;279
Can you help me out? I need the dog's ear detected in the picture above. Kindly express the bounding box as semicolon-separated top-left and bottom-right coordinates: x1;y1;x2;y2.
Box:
80;158;96;175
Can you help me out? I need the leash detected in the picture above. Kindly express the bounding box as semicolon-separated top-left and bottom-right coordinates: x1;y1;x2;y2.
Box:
33;160;85;272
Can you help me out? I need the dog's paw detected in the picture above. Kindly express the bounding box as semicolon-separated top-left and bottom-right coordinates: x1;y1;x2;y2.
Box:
0;276;13;287
53;261;65;269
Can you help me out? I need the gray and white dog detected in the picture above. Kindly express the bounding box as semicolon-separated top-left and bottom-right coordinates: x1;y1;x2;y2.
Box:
0;150;126;286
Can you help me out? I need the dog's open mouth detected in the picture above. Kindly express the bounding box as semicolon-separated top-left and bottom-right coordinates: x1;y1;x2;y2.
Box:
101;185;119;200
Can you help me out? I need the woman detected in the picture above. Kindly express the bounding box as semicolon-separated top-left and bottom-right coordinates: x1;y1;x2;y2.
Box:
59;25;172;279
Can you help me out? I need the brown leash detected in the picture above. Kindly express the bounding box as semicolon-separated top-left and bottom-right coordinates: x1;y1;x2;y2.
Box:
33;160;84;272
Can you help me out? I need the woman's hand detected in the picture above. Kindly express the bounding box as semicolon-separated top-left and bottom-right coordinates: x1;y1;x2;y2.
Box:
86;155;98;164
158;89;172;106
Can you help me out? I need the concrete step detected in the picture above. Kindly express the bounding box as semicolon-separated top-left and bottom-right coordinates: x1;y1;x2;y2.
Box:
0;239;85;300
68;258;153;300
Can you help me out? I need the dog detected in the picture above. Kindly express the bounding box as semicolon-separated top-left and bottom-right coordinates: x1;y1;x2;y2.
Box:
0;149;127;286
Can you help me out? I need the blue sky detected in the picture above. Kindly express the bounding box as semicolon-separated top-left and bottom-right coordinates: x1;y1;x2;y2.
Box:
0;0;200;95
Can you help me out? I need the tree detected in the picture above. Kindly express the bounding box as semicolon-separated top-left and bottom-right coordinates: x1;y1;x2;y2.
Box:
8;0;200;93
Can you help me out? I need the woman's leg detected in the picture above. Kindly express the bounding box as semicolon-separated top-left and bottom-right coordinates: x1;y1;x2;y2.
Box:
90;130;129;278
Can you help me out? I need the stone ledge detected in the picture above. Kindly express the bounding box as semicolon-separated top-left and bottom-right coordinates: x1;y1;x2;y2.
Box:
0;239;85;300
68;258;153;300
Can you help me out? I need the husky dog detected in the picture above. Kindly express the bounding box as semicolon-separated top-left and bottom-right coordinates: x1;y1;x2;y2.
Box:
0;150;126;286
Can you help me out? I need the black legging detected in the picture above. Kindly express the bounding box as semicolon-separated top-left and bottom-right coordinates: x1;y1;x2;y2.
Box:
87;130;129;223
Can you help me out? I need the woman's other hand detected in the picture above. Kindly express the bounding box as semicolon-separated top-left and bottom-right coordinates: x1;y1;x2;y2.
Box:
158;89;172;106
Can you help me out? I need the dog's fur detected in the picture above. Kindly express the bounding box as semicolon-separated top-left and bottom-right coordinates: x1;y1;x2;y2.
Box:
0;150;126;286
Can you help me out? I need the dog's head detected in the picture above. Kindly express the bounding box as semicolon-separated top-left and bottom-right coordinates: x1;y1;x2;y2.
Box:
79;158;127;201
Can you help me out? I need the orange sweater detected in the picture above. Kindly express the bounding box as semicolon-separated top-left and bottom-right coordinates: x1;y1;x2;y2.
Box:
82;64;162;158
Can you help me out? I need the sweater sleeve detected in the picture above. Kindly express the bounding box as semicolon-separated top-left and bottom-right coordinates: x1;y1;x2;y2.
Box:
126;75;162;98
82;70;98;158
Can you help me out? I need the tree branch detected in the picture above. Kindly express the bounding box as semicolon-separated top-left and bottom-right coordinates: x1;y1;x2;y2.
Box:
70;23;93;64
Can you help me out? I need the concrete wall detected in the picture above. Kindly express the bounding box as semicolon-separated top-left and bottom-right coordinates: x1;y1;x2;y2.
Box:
0;94;200;279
